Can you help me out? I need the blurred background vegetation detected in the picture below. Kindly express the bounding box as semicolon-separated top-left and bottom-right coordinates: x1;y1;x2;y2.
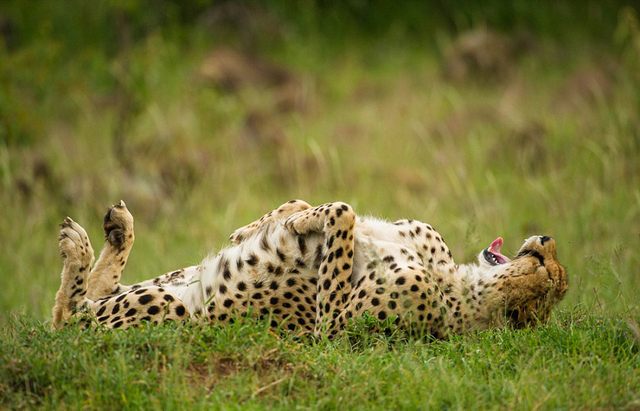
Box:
0;0;639;321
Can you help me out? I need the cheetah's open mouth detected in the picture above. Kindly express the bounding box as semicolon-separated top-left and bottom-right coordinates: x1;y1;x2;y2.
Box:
483;237;511;266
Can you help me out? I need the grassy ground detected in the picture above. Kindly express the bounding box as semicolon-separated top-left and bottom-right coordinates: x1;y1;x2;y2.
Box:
1;1;640;409
1;311;639;410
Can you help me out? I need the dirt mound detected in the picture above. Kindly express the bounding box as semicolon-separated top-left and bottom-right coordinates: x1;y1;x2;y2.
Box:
443;27;534;82
198;48;304;112
199;48;292;90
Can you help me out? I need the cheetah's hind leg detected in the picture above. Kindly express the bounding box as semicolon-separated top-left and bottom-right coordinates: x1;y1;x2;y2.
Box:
52;217;95;329
285;202;356;338
86;201;135;301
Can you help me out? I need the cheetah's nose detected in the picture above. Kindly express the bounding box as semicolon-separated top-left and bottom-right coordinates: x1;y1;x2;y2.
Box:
540;236;552;245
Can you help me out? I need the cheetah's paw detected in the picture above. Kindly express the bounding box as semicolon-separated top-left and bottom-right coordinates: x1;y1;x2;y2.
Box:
103;200;134;248
59;217;94;269
284;210;324;235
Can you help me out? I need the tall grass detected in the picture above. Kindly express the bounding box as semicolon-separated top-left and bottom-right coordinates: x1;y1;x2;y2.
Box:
1;3;639;317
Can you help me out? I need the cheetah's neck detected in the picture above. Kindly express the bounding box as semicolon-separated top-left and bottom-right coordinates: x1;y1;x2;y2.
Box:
443;263;507;332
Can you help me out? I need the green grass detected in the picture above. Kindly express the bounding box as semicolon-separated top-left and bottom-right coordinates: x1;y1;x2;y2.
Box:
2;311;639;409
1;1;640;409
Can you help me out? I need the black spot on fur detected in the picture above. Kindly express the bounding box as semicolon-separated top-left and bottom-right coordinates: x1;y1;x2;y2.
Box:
139;294;153;305
246;254;258;266
323;279;331;290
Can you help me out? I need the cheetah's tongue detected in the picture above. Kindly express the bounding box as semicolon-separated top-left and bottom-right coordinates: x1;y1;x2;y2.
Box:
489;237;511;264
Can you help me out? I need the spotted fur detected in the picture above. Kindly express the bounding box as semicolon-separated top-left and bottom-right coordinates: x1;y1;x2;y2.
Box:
52;200;567;338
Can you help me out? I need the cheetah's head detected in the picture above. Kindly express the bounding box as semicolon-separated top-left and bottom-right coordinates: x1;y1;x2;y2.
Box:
479;236;567;329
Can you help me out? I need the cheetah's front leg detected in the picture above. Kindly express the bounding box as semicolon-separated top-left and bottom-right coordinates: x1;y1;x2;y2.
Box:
86;201;135;300
285;202;356;338
229;199;312;244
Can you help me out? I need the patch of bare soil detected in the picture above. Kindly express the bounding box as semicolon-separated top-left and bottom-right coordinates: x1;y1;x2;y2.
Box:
186;349;307;399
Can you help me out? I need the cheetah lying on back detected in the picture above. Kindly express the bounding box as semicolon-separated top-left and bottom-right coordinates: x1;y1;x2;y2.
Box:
53;200;567;338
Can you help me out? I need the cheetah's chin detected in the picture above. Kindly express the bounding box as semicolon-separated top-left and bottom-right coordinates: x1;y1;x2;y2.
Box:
483;237;511;266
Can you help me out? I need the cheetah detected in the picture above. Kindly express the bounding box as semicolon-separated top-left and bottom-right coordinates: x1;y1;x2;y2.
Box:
52;200;567;338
